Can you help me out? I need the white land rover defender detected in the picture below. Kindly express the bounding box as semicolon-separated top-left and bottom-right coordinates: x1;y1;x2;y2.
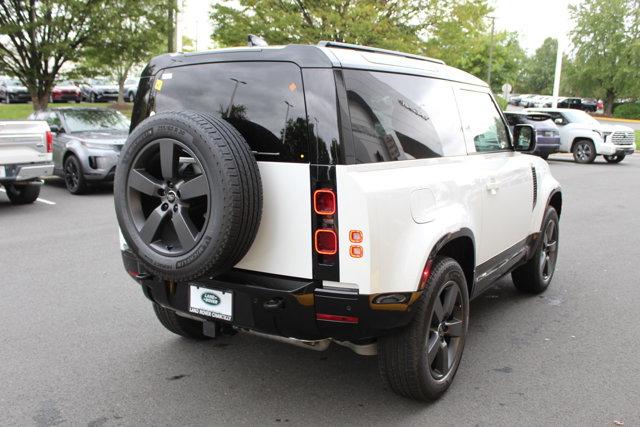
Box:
115;42;562;401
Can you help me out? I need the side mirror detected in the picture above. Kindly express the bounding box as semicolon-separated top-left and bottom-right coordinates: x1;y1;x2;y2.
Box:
513;124;536;152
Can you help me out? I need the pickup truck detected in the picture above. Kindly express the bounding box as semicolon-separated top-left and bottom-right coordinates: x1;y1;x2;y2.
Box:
0;121;54;204
557;97;597;112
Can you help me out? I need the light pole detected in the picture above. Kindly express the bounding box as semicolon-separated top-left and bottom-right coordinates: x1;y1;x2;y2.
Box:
487;16;496;87
551;38;564;108
226;78;247;118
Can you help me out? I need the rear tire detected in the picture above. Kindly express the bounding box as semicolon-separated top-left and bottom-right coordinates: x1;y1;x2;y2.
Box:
4;183;40;204
603;154;625;163
572;140;596;164
153;303;211;340
378;257;469;401
512;206;559;294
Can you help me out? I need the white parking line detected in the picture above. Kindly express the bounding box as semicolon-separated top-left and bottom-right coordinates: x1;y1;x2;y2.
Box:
0;188;56;205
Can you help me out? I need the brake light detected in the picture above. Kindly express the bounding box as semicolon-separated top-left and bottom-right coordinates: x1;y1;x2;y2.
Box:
313;189;336;215
45;131;53;153
314;229;337;255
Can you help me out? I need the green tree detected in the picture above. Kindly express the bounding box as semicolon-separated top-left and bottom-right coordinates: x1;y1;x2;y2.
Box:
518;37;558;95
210;0;444;53
210;0;524;92
0;0;107;110
569;0;640;115
77;0;172;103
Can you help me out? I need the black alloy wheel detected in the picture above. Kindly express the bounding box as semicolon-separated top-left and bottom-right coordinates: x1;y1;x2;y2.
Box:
127;138;210;256
512;206;559;294
378;257;469;401
426;281;465;380
64;155;86;194
538;215;559;283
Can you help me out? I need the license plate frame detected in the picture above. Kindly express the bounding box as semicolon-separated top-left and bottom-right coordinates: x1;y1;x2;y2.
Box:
188;285;233;322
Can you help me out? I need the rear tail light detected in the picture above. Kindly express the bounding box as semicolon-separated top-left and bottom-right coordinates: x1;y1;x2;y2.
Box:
45;131;53;153
313;189;336;215
314;229;337;255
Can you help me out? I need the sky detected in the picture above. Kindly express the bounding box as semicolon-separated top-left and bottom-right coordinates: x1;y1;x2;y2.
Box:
182;0;578;54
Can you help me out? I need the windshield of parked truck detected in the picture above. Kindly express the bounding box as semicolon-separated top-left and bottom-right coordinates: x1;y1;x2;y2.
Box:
61;109;129;132
563;110;599;126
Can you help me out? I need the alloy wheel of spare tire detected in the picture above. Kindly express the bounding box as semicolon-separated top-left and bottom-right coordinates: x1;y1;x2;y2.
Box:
114;111;262;282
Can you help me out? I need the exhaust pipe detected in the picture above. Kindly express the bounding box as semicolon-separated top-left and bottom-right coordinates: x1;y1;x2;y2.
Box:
240;328;377;356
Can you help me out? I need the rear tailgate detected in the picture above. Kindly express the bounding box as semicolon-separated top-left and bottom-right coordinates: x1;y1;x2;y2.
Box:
0;121;51;165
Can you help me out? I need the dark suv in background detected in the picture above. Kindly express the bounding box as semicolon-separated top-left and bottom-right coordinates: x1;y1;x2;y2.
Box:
504;111;560;159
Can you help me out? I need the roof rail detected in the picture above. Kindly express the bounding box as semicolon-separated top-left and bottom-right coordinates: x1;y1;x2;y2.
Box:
318;41;445;65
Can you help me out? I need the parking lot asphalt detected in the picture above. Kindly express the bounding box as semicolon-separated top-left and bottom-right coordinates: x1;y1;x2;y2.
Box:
1;155;639;426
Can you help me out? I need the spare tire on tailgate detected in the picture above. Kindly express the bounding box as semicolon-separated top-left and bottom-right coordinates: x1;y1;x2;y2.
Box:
114;111;262;281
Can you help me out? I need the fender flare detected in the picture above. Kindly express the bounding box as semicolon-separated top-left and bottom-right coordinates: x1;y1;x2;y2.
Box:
427;227;476;262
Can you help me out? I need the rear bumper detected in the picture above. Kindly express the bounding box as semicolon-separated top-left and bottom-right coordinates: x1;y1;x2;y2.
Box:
74;147;120;181
0;162;53;183
122;250;418;341
51;93;81;102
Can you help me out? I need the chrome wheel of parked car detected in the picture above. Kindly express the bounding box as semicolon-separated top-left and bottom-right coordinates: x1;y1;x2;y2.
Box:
572;140;596;163
127;138;211;256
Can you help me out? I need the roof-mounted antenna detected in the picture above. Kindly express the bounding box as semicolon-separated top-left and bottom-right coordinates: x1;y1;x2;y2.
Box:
247;34;268;47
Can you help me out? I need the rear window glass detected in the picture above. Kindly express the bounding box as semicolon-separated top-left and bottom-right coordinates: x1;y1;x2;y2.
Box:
343;70;466;163
153;62;307;163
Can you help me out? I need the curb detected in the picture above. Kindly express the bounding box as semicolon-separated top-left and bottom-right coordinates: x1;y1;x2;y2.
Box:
594;117;640;124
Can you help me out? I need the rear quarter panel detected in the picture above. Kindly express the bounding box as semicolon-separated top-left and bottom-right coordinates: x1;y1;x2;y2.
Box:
336;157;482;295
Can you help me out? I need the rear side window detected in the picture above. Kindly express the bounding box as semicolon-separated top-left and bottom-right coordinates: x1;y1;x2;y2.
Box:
153;62;307;163
343;70;466;163
457;90;510;153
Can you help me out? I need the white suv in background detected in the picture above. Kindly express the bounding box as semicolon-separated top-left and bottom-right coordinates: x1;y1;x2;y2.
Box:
114;42;563;401
528;108;635;163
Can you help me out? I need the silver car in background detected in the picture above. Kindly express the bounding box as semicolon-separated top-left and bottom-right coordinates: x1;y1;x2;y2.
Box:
28;108;129;193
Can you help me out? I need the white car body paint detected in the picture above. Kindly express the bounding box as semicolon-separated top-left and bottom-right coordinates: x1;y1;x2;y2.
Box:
235;162;313;279
334;153;558;295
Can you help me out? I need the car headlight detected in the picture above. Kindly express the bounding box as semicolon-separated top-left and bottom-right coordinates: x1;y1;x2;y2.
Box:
81;141;117;150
